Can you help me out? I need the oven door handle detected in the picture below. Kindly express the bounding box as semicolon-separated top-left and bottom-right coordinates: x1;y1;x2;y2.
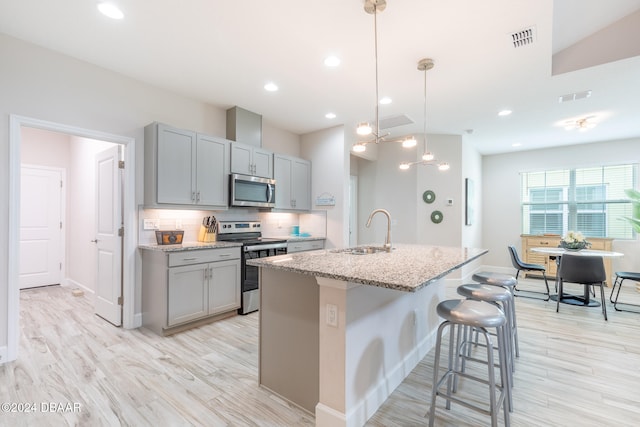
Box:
244;243;287;252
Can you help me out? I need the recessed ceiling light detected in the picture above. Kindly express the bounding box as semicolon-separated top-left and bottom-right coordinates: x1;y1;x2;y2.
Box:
498;109;512;116
324;56;341;67
264;82;278;92
512;142;522;147
379;97;392;105
325;113;336;119
97;2;124;20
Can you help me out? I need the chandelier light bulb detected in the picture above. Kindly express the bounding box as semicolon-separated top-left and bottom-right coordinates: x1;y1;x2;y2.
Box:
399;163;411;170
438;162;450;171
402;137;417;148
352;143;367;153
422;151;434;161
357;122;372;136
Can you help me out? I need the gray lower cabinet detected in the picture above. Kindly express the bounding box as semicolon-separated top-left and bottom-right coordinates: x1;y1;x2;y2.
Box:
287;240;325;253
142;247;241;335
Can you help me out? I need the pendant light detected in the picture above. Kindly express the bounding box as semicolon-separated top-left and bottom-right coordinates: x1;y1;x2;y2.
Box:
399;58;449;171
351;0;418;153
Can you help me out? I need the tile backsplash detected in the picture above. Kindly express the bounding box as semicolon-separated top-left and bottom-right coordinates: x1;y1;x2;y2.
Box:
139;208;326;245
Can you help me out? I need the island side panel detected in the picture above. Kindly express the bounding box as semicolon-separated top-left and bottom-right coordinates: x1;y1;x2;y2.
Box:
259;268;319;414
315;276;447;427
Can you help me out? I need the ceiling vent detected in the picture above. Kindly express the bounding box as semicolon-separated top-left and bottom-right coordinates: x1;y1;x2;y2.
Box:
558;90;592;103
379;114;414;130
510;26;536;48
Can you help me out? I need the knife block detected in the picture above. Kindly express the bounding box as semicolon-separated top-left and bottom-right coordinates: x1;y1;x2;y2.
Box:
198;225;217;242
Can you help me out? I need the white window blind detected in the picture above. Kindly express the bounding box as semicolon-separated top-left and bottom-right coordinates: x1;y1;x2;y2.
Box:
521;164;637;239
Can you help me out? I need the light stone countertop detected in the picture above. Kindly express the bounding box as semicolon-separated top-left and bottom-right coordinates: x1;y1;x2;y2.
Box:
138;241;242;252
247;243;488;292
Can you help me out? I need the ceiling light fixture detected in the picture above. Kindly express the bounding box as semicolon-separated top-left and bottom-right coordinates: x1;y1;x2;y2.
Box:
324;56;341;67
564;116;596;131
264;82;278;92
97;2;124;20
399;58;449;171
498;109;512;116
351;0;417;153
325;112;336;119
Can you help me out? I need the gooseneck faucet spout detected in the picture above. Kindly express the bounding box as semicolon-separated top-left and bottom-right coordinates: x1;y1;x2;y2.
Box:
366;208;392;252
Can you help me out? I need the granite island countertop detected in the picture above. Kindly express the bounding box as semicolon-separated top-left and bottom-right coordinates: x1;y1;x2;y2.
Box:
247;243;487;292
138;241;242;252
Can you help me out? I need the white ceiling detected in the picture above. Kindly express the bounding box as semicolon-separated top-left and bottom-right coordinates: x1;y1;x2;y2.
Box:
2;0;640;155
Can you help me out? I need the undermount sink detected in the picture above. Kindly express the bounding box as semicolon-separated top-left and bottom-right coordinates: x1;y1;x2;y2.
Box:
334;246;389;255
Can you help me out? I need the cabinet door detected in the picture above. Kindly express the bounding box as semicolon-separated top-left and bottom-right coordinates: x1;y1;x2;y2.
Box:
230;143;253;175
156;124;196;204
292;158;311;210
196;134;230;207
167;264;208;326
253;147;273;178
274;155;293;209
208;259;241;315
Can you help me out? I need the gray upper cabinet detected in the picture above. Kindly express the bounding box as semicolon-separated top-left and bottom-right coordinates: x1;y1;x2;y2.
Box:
230;142;273;179
145;122;230;208
274;154;311;211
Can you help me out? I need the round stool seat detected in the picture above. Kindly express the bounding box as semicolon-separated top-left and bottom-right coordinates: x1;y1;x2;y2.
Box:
437;299;506;329
458;283;512;303
473;271;517;287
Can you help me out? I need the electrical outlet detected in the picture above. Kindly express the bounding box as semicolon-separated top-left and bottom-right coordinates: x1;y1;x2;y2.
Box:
143;219;159;230
326;304;338;327
175;219;183;229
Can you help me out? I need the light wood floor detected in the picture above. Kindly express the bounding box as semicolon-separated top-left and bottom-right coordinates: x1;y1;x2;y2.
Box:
1;278;640;426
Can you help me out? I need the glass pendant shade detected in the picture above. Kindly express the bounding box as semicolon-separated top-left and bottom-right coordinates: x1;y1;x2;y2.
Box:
357;122;372;136
422;151;434;161
402;137;417;148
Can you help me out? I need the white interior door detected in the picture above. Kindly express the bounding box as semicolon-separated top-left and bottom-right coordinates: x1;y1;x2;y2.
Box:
19;166;63;289
94;145;123;326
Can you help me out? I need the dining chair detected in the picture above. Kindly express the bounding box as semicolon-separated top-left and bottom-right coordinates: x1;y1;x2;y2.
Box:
556;254;608;320
609;271;640;313
507;245;550;301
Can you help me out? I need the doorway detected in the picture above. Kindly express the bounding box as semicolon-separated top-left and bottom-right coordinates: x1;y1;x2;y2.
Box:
7;115;137;363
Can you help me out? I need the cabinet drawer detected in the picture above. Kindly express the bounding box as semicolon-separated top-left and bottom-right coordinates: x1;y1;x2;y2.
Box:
168;247;240;267
288;240;325;253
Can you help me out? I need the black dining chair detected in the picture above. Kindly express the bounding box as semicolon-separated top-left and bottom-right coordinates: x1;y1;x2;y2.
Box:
556;254;608;320
609;271;640;313
507;245;550;301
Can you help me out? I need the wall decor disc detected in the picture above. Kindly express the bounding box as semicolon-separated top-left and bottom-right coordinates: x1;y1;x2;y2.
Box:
422;190;436;204
431;210;444;224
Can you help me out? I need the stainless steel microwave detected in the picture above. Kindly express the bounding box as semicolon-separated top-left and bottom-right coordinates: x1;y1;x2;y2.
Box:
230;174;276;208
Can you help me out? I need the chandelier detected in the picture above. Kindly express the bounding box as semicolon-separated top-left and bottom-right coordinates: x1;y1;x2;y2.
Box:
352;0;418;153
399;58;449;171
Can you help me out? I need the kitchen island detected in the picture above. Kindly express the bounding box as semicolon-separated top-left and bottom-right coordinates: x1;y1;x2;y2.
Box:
247;244;487;427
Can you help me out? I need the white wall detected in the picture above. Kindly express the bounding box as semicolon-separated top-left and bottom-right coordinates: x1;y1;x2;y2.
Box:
482;137;640;273
262;120;301;157
301;126;349;249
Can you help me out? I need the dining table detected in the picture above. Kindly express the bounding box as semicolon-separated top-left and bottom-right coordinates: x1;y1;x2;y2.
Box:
530;247;624;307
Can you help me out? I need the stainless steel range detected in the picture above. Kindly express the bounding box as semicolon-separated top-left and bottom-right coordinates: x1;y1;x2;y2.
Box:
216;221;287;314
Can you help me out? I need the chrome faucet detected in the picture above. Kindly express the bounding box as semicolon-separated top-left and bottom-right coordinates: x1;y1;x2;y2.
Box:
366;208;392;252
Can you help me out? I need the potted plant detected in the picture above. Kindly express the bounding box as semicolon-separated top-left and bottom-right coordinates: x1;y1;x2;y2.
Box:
560;230;591;251
623;188;640;233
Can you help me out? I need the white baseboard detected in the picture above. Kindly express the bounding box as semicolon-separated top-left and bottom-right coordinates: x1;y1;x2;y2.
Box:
132;312;143;329
346;328;439;427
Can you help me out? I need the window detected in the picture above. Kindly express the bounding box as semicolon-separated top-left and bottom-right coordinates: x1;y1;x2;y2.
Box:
521;164;637;239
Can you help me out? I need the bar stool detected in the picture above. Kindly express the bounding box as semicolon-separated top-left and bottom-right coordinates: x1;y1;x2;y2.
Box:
428;299;510;427
457;283;514;411
473;272;520;359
